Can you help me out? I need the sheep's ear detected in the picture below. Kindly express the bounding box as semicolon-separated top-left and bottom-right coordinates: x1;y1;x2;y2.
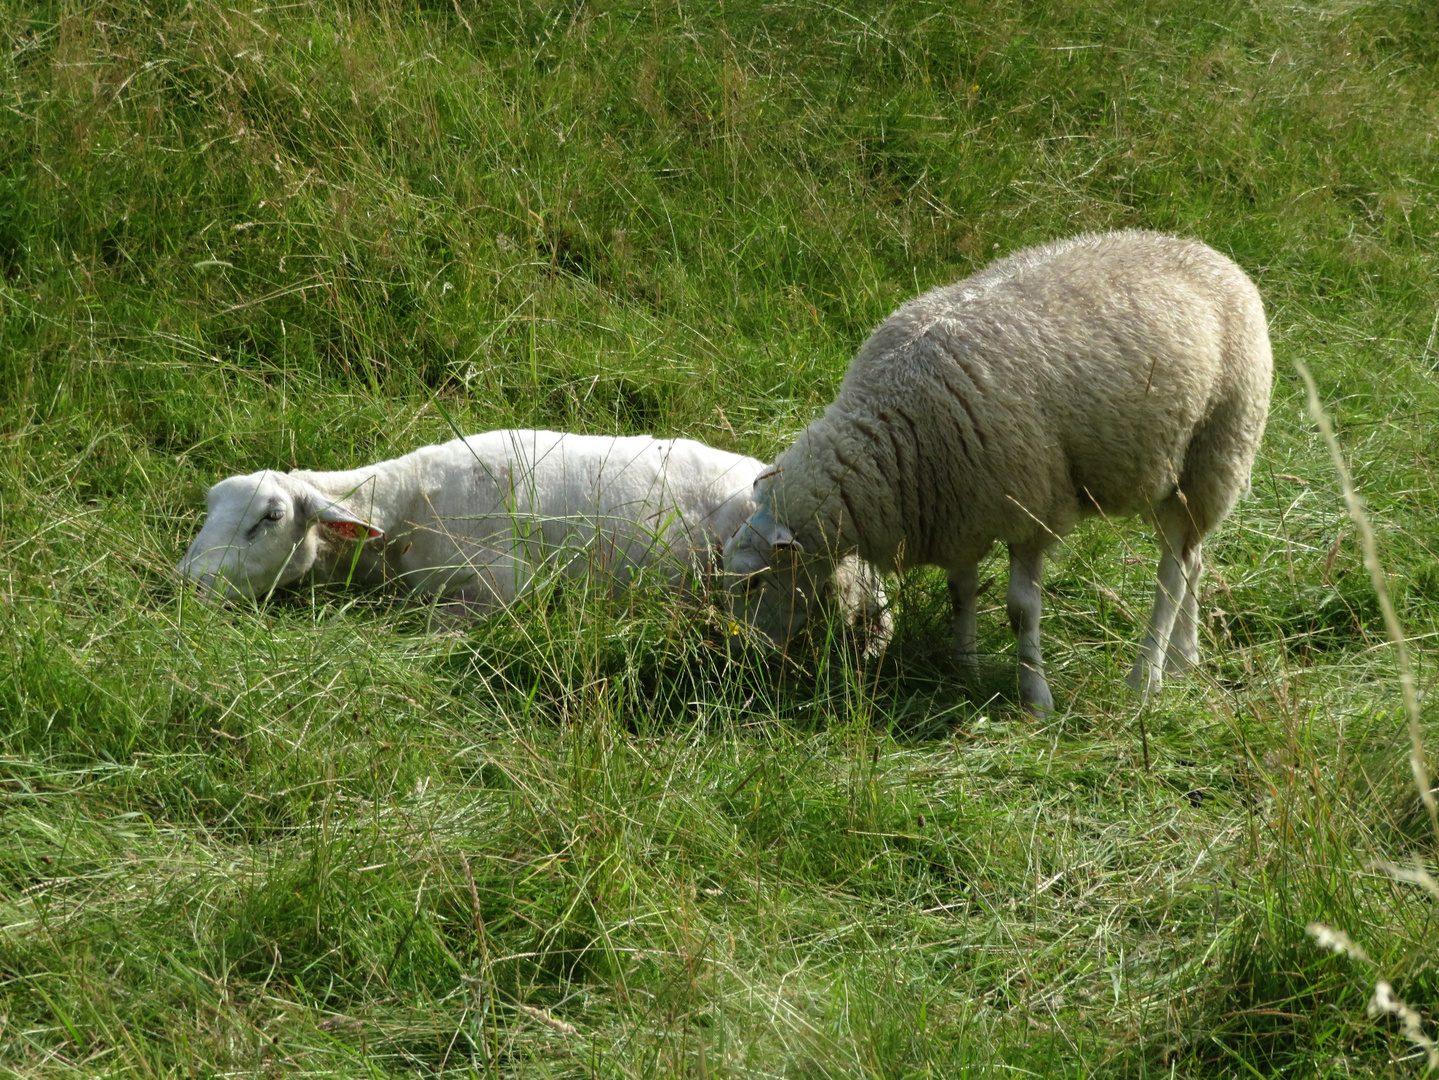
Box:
314;500;384;541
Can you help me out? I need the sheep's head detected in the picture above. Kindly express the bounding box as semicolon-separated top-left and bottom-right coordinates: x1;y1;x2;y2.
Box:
721;502;832;654
177;471;383;600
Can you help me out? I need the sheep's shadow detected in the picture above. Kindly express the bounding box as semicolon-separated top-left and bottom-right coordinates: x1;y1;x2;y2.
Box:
862;634;1034;738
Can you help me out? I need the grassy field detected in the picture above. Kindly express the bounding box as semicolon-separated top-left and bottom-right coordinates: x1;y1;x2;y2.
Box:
3;0;1439;1075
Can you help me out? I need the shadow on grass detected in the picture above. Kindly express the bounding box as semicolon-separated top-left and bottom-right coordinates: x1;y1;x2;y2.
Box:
419;581;1010;744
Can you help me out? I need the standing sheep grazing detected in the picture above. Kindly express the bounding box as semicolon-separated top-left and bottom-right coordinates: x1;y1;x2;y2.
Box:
722;230;1272;711
178;429;890;641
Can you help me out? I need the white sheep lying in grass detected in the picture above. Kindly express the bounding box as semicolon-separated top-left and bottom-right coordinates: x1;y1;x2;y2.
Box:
178;429;891;640
722;230;1273;711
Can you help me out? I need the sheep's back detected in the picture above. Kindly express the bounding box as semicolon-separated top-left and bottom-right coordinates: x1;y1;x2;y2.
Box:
832;231;1269;549
408;431;761;579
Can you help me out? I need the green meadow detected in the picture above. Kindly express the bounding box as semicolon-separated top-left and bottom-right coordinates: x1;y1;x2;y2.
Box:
3;0;1439;1074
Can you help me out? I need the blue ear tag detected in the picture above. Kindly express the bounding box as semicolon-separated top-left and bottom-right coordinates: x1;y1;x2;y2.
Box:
745;505;778;543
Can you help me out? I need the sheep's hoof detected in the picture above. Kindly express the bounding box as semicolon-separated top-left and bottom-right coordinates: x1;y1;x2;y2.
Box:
1019;671;1055;716
1125;660;1163;702
1164;647;1199;677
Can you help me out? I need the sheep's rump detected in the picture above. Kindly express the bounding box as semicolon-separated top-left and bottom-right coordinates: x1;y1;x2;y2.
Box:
797;230;1271;565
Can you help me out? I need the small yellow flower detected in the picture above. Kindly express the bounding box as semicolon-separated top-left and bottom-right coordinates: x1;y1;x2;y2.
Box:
728;622;741;636
971;84;980;92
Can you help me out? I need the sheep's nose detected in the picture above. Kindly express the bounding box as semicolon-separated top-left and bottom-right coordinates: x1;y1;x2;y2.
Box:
177;555;210;585
185;567;216;590
177;562;236;600
177;544;209;577
190;581;221;604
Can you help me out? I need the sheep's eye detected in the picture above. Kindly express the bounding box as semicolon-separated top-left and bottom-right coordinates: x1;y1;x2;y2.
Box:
264;508;285;522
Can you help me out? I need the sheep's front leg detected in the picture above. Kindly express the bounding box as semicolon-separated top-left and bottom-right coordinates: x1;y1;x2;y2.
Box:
414;542;534;618
948;564;981;668
1127;519;1194;700
1007;544;1053;714
1164;543;1203;676
465;550;535;611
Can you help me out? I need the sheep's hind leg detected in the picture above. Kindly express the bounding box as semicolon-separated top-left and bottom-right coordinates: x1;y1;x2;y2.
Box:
1007;544;1054;715
1127;515;1195;700
949;563;981;669
1164;542;1203;676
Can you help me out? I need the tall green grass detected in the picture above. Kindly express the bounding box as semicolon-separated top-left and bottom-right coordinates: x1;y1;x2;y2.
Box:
3;0;1439;1075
